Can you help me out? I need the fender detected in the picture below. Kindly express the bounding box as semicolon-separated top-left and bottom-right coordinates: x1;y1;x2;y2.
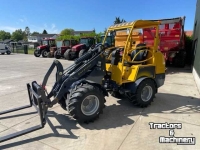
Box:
70;79;109;97
123;77;157;94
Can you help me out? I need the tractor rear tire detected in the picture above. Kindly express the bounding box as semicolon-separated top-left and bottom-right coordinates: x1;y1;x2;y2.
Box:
64;49;73;60
79;49;86;58
47;52;52;58
129;79;156;107
67;83;106;123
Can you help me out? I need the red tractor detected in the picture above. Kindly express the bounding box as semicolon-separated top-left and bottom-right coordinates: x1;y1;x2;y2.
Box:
34;38;56;57
47;39;78;59
64;37;96;60
144;16;186;67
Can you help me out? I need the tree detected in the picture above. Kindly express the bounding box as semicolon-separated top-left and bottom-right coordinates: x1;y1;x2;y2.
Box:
60;28;74;36
0;30;11;40
11;29;24;41
24;26;30;36
114;17;126;24
104;28;107;34
31;31;40;35
42;30;48;34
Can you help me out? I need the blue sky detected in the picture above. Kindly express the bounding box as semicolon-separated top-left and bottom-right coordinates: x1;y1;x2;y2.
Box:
0;0;197;34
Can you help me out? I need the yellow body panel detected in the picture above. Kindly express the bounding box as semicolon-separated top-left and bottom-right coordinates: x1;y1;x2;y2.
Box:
154;51;166;74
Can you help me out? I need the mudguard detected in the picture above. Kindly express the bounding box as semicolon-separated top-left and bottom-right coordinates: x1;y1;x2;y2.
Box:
123;77;157;94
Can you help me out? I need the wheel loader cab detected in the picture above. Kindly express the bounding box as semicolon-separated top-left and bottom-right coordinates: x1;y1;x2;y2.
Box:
102;20;166;107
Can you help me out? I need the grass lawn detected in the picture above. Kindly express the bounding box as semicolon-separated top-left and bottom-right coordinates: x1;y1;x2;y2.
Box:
14;48;35;54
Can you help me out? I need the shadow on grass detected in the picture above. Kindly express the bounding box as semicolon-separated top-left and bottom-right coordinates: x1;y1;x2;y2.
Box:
0;92;199;149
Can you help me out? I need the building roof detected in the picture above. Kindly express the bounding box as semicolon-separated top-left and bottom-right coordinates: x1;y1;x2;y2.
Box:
185;31;193;37
3;39;14;43
28;34;58;38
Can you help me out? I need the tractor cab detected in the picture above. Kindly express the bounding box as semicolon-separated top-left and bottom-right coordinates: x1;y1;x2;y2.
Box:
79;37;96;48
41;39;56;47
99;35;115;47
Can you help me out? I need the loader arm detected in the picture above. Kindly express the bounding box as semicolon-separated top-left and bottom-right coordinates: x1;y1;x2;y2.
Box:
46;45;107;104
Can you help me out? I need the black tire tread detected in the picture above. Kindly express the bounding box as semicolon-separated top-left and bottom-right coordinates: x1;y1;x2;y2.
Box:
64;49;72;60
67;83;106;123
79;49;86;58
42;49;48;57
130;79;156;107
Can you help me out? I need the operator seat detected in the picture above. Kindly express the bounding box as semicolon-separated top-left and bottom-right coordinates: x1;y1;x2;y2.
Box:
130;43;148;61
125;43;148;66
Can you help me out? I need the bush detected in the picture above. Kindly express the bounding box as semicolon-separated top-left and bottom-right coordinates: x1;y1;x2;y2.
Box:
185;35;193;65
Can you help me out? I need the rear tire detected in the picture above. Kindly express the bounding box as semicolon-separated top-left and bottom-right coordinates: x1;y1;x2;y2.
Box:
67;83;106;123
64;49;73;60
128;79;156;107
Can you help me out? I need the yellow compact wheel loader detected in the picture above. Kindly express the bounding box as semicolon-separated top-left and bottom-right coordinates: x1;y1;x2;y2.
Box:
0;19;165;143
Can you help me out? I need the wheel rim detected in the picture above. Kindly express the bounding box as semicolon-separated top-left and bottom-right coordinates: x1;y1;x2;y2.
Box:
43;51;48;56
81;95;99;116
141;85;153;102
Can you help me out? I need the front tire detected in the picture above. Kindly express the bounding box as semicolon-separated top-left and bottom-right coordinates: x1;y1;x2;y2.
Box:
79;49;86;58
42;50;48;57
67;83;106;123
6;51;11;55
54;51;61;59
34;50;41;57
64;49;73;60
128;79;156;107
